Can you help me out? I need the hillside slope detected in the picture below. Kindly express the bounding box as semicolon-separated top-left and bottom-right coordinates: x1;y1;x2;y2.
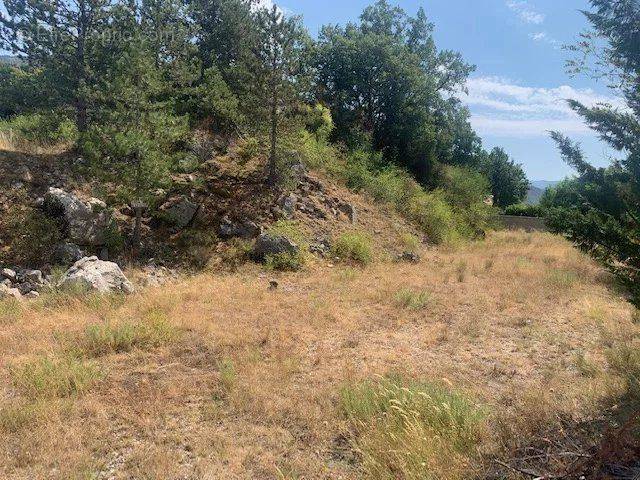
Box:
0;231;638;479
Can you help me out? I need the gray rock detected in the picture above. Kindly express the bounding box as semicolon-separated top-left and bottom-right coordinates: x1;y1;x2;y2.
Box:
253;234;299;261
52;242;85;266
23;269;44;284
340;203;357;224
397;252;420;264
43;188;112;246
278;193;297;218
24;291;40;299
161;197;200;228
1;279;11;287
58;256;135;294
1;268;16;282
218;216;263;239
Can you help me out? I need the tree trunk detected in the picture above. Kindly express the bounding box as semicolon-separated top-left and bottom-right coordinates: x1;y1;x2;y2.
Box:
268;87;278;186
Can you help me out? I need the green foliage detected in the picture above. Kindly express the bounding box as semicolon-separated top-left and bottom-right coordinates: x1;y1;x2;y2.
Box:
479;147;529;209
11;356;101;399
400;233;420;252
0;205;63;267
237;137;261;163
76;314;177;357
504;203;544;217
339;375;485;479
545;1;640;304
265;251;305;272
394;288;430;310
0;112;77;145
607;342;640;404
180;66;242;131
264;221;308;270
439;165;497;238
333;232;373;265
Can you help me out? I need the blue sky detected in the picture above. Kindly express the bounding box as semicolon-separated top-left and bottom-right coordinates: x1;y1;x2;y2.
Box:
274;0;620;181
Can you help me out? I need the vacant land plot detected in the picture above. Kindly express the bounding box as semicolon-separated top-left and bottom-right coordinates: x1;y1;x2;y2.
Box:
0;231;637;479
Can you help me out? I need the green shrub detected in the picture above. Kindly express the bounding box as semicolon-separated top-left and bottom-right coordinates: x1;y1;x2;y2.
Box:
265;251;305;271
339;376;485;479
404;190;459;245
394;288;430;310
0;111;78;145
237;136;261;163
11;356;101;399
504;203;544;217
400;233;420;252
0;205;64;267
77;313;176;357
333;232;373;265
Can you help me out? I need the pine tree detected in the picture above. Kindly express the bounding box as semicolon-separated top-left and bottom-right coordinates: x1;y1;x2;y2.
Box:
547;0;640;301
251;4;309;186
0;0;113;131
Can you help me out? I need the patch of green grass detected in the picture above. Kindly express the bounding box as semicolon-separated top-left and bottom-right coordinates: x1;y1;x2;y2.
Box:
75;311;177;357
546;269;579;289
394;288;431;311
339;375;485;480
333;231;373;266
399;233;421;252
11;356;102;399
218;357;237;394
265;251;305;272
606;342;640;403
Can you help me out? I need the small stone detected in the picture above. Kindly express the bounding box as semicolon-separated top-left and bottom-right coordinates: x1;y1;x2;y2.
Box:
397;252;420;264
24;291;40;299
1;268;16;282
24;270;44;284
269;280;279;290
339;203;357;224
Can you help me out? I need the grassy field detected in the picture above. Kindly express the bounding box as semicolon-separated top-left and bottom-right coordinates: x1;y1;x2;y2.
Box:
0;231;638;479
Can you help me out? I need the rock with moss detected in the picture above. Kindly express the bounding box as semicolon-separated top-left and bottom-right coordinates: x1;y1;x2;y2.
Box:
252;234;299;261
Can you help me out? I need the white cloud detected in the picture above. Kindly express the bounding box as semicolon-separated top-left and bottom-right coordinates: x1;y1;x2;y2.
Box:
253;0;291;15
506;0;545;24
461;76;625;137
529;31;560;48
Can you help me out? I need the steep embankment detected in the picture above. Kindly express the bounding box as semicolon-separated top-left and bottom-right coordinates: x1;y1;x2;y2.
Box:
0;230;638;479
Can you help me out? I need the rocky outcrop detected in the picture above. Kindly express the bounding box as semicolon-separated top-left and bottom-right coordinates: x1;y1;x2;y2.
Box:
0;267;48;298
52;242;85;266
218;216;262;239
160;196;200;228
58;257;135;294
252;234;299;260
43;188;112;246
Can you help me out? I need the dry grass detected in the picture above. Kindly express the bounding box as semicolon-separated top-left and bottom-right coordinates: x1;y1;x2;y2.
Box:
0;231;638;479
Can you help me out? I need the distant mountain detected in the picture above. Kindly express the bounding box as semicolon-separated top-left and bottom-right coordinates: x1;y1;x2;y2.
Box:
525;180;560;205
531;180;560;190
526;186;545;205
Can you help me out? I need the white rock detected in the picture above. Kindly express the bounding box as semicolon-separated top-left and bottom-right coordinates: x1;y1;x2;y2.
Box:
1;268;16;281
24;291;40;299
0;284;22;300
58;257;134;294
44;188;112;246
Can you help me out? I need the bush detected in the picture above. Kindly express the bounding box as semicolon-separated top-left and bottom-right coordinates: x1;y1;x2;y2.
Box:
0;205;64;267
11;356;101;399
0;111;77;146
76;313;177;357
504;203;544;217
333;232;373;265
394;288;430;310
265;251;305;271
339;376;485;479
